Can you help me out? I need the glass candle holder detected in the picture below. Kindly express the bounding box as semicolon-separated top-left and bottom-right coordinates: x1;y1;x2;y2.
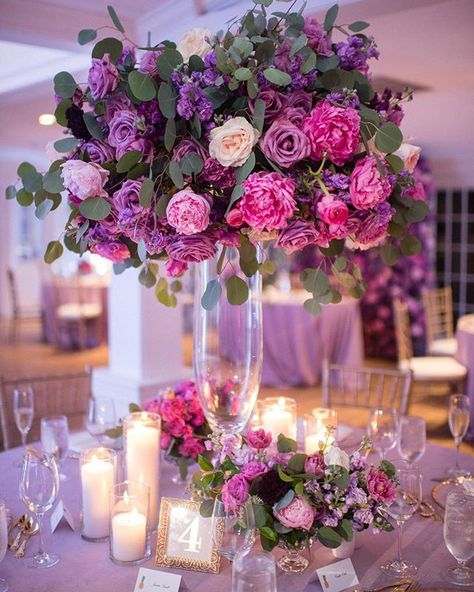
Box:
123;412;160;530
109;481;150;565
248;400;264;430
305;408;338;453
261;397;297;441
80;447;117;541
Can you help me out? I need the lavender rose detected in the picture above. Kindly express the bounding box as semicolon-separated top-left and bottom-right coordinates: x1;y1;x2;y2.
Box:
281;106;307;127
172;138;207;163
87;53;119;100
286;90;313;112
249;90;288;123
166;234;217;263
221;474;249;513
139;50;162;77
84;139;115;164
260;118;310;168
166;189;211;235
241;461;270;481
349;156;392;210
108;110;139;153
275;219;320;254
273;495;314;531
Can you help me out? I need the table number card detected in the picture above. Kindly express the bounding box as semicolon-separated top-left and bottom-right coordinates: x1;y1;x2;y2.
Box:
133;568;181;592
155;497;221;574
50;500;75;533
315;558;359;592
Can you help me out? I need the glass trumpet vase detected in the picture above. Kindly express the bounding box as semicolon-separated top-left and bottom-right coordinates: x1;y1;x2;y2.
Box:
193;247;263;442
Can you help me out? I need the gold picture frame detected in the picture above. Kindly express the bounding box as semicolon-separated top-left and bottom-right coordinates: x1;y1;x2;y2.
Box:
155;497;221;574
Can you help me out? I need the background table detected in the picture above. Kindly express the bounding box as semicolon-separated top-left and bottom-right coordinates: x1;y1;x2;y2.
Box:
42;275;109;348
456;313;474;441
262;291;364;387
1;441;472;592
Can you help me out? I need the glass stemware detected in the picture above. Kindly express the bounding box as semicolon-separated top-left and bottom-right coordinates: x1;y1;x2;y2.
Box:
41;416;69;481
232;551;277;592
448;395;471;477
381;460;422;576
444;491;474;586
368;408;398;460
19;450;60;568
13;386;34;467
398;416;426;465
0;500;8;591
85;398;116;444
212;496;255;561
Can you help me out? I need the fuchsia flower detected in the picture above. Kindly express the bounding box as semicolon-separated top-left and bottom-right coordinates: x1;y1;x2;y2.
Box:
166;189;211;235
241;461;270;481
350;156;392;210
273;495;314;531
88;53;119;100
165;259;188;277
178;437;205;458
245;428;272;450
221;474;249;513
317;195;349;225
91;241;130;263
365;468;396;504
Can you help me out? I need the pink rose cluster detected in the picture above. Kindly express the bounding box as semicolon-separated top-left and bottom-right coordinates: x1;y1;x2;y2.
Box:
365;468;397;504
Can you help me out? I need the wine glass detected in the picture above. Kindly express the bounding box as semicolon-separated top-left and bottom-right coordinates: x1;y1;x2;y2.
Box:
0;499;8;591
85;398;116;444
398;416;426;465
41;416;69;481
381;460;422;576
368;408;398;460
19;450;60;568
448;395;471;477
13;386;34;467
444;491;474;586
212;496;256;561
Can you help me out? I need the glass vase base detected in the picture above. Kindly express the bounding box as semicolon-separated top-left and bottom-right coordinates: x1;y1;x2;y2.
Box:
445;565;474;586
381;558;417;576
24;552;59;569
447;467;471;478
277;552;309;573
171;473;190;486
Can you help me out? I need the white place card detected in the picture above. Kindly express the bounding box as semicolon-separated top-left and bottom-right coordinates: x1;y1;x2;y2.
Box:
315;558;359;592
133;568;181;592
50;500;75;533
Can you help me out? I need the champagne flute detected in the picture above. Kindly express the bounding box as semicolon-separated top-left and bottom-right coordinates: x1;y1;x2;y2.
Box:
444;491;474;586
368;408;398;460
13;387;34;467
19;450;60;568
212;496;256;561
0;500;8;591
381;460;422;576
398;416;426;465
448;395;471;477
85;398;116;444
41;416;69;481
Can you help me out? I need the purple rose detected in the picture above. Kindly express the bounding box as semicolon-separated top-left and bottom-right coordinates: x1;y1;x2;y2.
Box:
249;89;288;123
303;17;332;56
108;110;138;152
117;138;153;162
91;241;130;262
241;461;270;481
84;139;115;164
273;495;314;531
117;46;136;68
113;179;149;238
350;156;392;210
105;94;134;123
304;452;325;476
286;90;313;112
139;50;162;77
275;220;320;254
281;106;307;127
260;118;310;168
221;474;249;513
199;158;235;189
172;138;207;164
87;53;119;100
166;233;217;263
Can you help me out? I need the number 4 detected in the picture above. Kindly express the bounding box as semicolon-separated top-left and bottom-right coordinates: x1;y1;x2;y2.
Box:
178;516;202;553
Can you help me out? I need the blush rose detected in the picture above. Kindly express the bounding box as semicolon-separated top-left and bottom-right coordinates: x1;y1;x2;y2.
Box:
273;495;314;531
209;117;260;168
60;160;109;200
166;189;211;235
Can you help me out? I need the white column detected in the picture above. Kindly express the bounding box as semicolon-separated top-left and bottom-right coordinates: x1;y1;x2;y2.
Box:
92;268;191;417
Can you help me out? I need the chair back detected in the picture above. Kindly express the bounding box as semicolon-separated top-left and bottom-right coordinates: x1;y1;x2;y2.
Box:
322;362;412;416
393;298;414;362
0;368;92;450
7;268;18;317
422;286;454;347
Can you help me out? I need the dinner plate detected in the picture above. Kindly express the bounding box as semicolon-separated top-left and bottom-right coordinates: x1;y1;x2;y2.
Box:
432;476;474;509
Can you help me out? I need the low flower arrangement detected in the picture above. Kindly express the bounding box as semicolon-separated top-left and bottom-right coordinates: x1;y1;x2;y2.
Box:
193;429;395;552
6;1;427;313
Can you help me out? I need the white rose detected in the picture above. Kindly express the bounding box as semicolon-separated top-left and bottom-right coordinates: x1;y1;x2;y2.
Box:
394;141;421;173
177;28;212;62
209;116;260;168
324;446;350;471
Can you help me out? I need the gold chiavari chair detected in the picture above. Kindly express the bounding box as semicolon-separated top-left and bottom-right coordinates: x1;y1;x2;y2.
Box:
422;286;457;356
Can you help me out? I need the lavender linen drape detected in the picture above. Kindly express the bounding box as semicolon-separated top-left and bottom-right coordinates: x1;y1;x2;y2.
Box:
456;314;474;440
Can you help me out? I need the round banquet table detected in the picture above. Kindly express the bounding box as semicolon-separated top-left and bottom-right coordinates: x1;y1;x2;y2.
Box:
456;314;474;441
262;291;364;387
1;442;473;592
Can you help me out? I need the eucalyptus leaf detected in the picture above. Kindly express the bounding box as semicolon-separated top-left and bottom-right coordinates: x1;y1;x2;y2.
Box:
234;67;252;81
301;51;316;74
139;178;154;208
199;499;214;518
404;200;429;223
44;240;63;264
252;98;265;133
180;152;204;176
168;161;184;188
385;154;404;174
287;453;307;474
304;298;322;316
158;82;176;119
53;71;77;99
201;279;222;310
116;150;142;173
303;268;329;296
380;243;400;266
54;98;73;127
54;137;79;153
42;170;64;193
289;33;307;57
16;189;33;207
189;55;205;72
107;5;125;33
22;170;43;193
375;123;403;154
400;235;421;256
323;4;339;32
79;197;111;221
5;185;16;200
226;275;249;305
128;71;156;101
277;434;297;453
226;184;244;213
273;489;295;511
316;55;339;72
235;152;256;184
348;21;369;32
156;48;183;80
92;37;123;62
155;194;172;217
35;198;54;220
83;112;104;140
259;260;276;275
263;68;292;86
78;29;97;45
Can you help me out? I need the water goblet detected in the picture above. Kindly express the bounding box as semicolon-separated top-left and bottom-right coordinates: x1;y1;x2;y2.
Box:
444;491;474;586
232;550;277;592
381;460;422;576
368;408;398;460
19;450;60;568
41;416;69;481
212;496;255;561
448;395;471;477
13;386;34;467
85;397;116;444
398;416;426;465
0;500;8;591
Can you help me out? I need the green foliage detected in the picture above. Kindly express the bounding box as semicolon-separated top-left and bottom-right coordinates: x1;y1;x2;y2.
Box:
304;298;322;316
164;118;176;152
35;198;54;220
54;98;73;127
44;240;63;264
155;193;171;217
138;266;156;288
235;152;256;184
83;112;104;140
199;499;214;518
5;185;16;200
277;434;297;453
287;453;307;474
318;526;342;548
107;5;125;33
79;197;112;220
400;234;421;256
92;37;123;62
16;189;33;207
54;72;77;99
201;279;222;310
128;71;156;101
42;170;64;194
380;243;400;266
168;161;184;188
180;153;204;176
158;82;176;119
263;68;292;86
78;29;97;45
116;150;142;173
375;123;403;153
156;49;183;81
198;454;214;471
54;137;79;153
303;268;329;296
323;4;339;32
226;275;249;305
139;178;154;208
273;489;295;511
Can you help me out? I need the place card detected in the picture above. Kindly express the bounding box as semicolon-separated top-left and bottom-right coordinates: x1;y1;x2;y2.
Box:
50;500;75;533
133;568;181;592
155;497;220;574
315;558;359;592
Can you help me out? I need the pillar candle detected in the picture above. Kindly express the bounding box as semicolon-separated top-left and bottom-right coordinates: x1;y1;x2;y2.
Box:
111;508;147;562
80;455;115;539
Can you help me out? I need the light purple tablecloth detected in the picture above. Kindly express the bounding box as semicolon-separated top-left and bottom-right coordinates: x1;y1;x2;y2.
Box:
2;440;472;592
41;276;108;348
456;314;474;440
262;296;364;387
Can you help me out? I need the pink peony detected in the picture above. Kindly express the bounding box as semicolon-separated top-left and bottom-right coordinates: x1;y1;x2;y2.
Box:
245;428;272;450
304;452;325;476
178;437;205;458
260;118;310;168
275;219;320;254
317;195;349;225
88;53;119;100
273;495;314;531
221;474;250;513
160;432;172;450
241;461;270;481
365;468;396;504
165;417;187;438
60;160;109;200
91;241;129;263
238;172;296;231
160;397;186;422
166;189;211;235
226;208;244;228
165;259;189;277
303;100;360;166
349;156;392;210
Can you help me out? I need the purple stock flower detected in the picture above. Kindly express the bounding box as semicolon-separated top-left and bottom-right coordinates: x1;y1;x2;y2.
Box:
172;70;214;122
335;35;379;72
